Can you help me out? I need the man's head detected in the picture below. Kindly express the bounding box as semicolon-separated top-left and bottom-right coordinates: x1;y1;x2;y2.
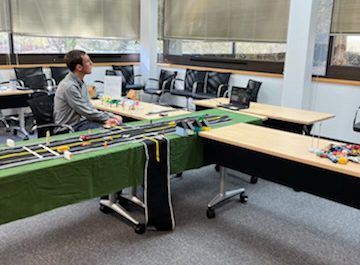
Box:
64;50;93;75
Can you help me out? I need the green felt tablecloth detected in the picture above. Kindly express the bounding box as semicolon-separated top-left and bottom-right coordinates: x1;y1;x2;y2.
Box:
0;109;261;224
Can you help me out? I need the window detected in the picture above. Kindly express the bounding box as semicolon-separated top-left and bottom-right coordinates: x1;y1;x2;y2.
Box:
13;35;140;54
331;35;360;67
235;42;285;61
181;41;232;55
0;32;8;53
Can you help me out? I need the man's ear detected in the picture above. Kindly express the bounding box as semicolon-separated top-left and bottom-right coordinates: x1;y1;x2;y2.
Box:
75;64;83;72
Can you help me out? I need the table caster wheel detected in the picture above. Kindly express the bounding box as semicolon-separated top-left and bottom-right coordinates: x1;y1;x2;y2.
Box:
206;208;215;219
240;193;248;203
99;204;114;214
250;176;258;184
134;223;146;234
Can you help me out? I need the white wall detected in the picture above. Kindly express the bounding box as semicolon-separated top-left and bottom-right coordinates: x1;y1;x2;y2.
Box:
311;81;360;143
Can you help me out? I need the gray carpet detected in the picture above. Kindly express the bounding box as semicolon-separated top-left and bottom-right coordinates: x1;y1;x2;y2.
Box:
0;164;359;265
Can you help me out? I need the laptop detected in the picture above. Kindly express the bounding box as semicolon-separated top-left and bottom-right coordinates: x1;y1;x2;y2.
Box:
218;86;251;110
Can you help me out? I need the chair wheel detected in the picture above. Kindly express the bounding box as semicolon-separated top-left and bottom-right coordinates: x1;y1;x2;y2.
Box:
23;136;29;141
214;165;220;172
99;204;114;214
240;193;248;203
134;223;146;234
250;176;258;184
175;172;183;177
206;208;215;219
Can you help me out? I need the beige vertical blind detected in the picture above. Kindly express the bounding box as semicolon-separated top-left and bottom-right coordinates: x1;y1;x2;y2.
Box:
10;0;140;39
0;0;10;32
164;0;290;42
158;0;164;39
331;0;360;34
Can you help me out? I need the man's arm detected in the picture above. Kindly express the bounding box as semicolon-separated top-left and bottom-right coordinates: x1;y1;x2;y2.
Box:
65;85;113;122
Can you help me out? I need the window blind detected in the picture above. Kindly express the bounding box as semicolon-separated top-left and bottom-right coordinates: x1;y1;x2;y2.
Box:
0;0;10;32
164;0;290;42
331;0;360;34
10;0;139;39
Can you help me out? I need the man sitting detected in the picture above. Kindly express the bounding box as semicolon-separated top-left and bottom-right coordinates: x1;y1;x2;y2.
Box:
54;49;122;133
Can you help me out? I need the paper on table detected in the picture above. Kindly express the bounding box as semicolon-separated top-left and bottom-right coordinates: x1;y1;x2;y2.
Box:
104;75;122;100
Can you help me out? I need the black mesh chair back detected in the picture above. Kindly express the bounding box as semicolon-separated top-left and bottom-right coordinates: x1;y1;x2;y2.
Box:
246;79;262;102
112;65;134;85
184;69;207;92
206;72;231;96
27;92;55;137
353;107;360;132
14;67;47;90
50;67;69;85
159;70;177;91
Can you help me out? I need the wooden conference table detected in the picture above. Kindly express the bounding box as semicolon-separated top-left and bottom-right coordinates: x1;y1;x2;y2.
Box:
200;123;360;209
91;99;190;121
194;98;335;134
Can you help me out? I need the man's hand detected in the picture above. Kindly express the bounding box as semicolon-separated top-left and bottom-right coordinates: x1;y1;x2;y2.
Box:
104;116;122;128
113;115;123;124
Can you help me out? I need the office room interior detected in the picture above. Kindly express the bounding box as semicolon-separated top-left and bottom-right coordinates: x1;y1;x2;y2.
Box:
0;1;359;265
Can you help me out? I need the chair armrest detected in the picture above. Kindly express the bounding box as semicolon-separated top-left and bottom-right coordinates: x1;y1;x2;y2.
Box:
170;79;176;92
217;84;230;97
46;78;56;87
15;79;25;87
145;78;159;88
354;107;360;127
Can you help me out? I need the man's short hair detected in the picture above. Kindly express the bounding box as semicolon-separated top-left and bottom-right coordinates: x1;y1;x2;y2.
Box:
64;50;86;72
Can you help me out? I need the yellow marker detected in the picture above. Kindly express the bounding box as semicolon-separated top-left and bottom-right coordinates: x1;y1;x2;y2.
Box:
57;145;70;153
45;130;50;146
202;127;211;131
338;157;348;165
168;121;176;126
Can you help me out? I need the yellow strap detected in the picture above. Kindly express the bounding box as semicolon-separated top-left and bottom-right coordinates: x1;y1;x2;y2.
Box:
144;136;160;162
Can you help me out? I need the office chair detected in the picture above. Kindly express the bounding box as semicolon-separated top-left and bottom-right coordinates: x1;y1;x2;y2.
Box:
27;92;73;137
225;79;262;103
171;69;207;109
192;71;231;100
14;67;56;91
112;65;144;93
143;69;177;104
246;79;262;102
50;67;69;85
